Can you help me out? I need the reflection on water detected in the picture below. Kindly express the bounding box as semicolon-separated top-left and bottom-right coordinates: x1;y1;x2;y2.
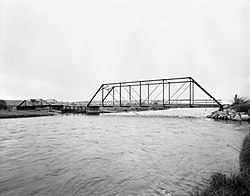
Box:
0;109;249;196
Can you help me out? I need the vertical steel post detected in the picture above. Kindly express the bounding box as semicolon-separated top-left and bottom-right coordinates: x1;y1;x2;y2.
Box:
192;79;194;104
168;83;171;105
119;83;122;106
163;79;165;106
102;86;104;106
189;78;192;107
129;85;131;105
113;87;115;106
148;84;150;105
139;81;141;106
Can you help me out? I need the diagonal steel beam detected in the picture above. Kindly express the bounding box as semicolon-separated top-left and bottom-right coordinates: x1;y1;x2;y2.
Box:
87;84;104;107
191;78;222;108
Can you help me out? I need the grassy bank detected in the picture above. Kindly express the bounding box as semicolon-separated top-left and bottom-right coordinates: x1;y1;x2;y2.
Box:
192;133;250;196
0;110;55;119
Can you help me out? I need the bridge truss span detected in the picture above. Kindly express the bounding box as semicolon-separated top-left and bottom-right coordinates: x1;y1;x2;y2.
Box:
87;77;222;109
17;98;86;113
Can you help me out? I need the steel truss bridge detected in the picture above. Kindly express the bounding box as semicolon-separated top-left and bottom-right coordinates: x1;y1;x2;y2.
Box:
87;77;222;109
17;99;85;113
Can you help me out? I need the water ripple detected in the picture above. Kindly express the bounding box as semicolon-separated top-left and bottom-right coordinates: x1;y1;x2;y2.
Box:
0;112;248;195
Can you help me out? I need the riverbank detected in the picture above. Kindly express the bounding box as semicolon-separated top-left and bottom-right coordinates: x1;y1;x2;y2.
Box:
193;133;250;196
207;107;250;121
0;110;57;119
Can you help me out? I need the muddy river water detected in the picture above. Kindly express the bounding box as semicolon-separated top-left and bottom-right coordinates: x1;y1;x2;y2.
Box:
0;109;249;195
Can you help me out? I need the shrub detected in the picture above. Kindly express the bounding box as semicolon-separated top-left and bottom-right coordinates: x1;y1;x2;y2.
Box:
232;96;250;114
192;133;250;196
0;100;7;110
240;134;250;178
192;172;250;196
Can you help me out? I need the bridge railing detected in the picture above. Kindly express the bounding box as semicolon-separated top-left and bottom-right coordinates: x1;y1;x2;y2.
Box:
193;99;222;104
87;98;221;108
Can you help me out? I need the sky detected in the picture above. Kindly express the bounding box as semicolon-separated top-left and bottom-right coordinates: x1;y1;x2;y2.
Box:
0;0;249;102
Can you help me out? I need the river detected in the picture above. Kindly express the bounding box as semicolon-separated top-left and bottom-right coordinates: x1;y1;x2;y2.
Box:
0;108;249;196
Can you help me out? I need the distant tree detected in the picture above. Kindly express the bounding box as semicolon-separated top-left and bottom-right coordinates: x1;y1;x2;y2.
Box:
0;100;7;110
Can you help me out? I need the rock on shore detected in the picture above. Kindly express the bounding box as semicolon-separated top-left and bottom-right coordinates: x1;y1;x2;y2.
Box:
207;107;250;121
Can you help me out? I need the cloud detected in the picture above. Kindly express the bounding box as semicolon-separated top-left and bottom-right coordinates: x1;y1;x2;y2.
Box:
0;0;248;102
